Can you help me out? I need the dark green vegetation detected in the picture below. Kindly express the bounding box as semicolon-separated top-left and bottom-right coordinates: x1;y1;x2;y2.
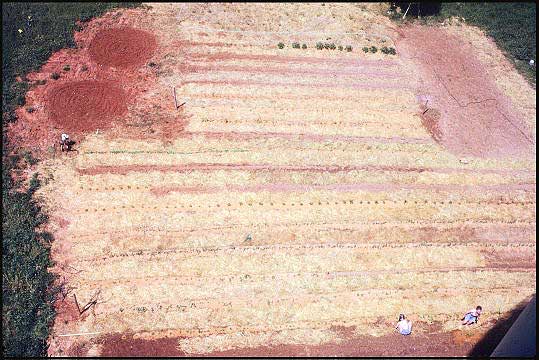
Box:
392;2;442;17
388;2;536;85
2;2;139;357
381;46;397;55
314;42;353;52
440;2;536;85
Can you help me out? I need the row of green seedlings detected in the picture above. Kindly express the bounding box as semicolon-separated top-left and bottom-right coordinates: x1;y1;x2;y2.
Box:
277;42;353;52
362;46;397;55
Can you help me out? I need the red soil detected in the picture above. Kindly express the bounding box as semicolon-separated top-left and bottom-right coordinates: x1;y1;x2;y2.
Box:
47;80;127;133
99;333;186;357
6;10;169;151
89;28;157;68
397;25;535;159
186;51;399;67
77;322;486;357
420;108;443;143
76;163;534;176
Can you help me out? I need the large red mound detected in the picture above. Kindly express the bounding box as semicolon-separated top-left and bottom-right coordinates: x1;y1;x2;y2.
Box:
47;80;127;132
89;28;157;68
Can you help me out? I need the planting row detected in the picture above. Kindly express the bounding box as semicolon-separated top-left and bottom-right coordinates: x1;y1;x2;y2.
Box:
276;42;397;55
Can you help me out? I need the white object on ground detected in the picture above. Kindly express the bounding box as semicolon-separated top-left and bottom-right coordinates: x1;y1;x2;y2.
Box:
530;59;535;66
56;331;101;337
459;159;469;164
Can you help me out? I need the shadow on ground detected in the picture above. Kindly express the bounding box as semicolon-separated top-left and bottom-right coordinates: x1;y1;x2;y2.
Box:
469;295;534;357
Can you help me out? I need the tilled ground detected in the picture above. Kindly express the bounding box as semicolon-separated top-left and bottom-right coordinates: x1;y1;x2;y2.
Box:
9;3;535;357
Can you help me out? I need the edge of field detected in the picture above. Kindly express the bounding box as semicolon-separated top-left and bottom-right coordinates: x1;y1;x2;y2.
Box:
1;3;139;357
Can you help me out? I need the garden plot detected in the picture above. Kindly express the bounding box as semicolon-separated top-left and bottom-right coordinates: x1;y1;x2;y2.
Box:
10;3;535;357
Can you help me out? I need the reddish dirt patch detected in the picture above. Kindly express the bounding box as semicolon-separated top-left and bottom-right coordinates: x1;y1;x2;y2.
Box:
481;246;536;269
451;328;486;346
420;108;442;143
77;163;535;176
99;333;186;357
47;80;127;133
89;28;157;68
54;298;81;325
91;323;480;357
398;25;535;158
187;51;399;67
7;8;163;152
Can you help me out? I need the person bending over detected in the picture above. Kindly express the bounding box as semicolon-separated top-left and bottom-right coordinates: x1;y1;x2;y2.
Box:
462;305;482;325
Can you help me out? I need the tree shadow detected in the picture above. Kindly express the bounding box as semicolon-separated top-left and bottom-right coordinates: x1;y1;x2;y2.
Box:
469;295;535;357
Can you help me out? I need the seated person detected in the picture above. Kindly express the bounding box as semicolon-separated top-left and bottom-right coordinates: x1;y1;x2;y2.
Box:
396;314;412;335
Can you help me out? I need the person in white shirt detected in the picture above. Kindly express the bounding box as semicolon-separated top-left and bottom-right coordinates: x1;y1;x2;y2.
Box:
462;305;482;325
396;313;412;335
60;133;70;152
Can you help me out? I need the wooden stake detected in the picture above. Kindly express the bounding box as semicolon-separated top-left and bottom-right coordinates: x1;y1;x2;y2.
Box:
173;86;178;109
403;3;412;19
73;294;81;314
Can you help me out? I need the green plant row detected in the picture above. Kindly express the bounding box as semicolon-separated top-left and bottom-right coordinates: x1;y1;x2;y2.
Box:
278;42;397;55
277;42;353;52
361;46;397;55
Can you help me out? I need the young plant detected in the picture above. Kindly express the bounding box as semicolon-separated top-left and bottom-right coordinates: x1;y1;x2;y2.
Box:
388;47;397;55
369;46;378;53
63;65;70;71
302;43;307;49
292;42;300;49
329;43;336;50
26;106;35;113
346;45;353;52
277;42;285;49
338;45;343;51
81;64;88;71
51;72;60;80
16;95;26;106
316;42;324;50
362;46;369;53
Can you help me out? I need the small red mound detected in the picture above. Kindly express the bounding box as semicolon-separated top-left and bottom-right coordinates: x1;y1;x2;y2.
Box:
89;28;157;68
47;80;127;132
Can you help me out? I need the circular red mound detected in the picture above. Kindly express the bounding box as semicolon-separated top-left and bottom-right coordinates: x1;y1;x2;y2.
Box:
89;28;157;68
47;80;127;132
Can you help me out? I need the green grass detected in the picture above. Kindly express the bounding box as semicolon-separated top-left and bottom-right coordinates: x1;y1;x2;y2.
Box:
439;2;536;85
2;2;139;357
